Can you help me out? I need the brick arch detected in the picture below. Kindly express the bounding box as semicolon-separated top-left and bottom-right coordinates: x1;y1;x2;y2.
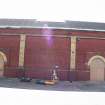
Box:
88;55;105;66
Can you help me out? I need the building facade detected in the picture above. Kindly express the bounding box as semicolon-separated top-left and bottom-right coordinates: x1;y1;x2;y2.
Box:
0;19;105;81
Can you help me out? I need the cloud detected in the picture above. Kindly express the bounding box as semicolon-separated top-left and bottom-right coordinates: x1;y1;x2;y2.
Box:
0;0;105;22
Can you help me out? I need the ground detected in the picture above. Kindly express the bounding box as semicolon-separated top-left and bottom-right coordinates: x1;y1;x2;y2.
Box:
0;78;105;105
0;78;105;91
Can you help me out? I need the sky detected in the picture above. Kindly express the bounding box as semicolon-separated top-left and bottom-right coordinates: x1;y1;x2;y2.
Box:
0;0;105;22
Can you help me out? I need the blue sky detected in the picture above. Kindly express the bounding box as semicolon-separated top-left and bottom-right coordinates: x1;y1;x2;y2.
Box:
0;0;105;22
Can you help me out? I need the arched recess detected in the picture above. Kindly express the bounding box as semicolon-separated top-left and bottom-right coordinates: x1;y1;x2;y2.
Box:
88;55;105;66
0;51;7;63
0;51;7;77
88;55;105;81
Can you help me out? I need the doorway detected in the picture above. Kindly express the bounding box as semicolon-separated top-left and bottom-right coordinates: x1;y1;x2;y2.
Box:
88;56;105;81
0;55;4;77
0;52;7;77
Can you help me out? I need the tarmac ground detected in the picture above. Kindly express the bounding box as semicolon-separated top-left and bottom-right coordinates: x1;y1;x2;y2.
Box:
0;77;105;92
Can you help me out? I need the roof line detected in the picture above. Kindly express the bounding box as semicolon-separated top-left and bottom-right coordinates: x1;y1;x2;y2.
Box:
0;26;105;32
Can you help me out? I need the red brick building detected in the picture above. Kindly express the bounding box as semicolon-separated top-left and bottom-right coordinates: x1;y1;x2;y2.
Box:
0;19;105;81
